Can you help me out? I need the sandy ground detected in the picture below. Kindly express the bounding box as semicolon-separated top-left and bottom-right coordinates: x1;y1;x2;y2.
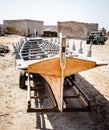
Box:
0;35;109;130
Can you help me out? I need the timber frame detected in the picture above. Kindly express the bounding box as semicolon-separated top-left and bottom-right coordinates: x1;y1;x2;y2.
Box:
27;73;91;112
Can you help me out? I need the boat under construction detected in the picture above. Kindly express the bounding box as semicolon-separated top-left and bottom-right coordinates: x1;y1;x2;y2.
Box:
13;34;107;112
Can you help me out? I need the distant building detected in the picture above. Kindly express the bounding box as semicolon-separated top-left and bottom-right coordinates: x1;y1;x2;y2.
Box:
4;19;44;36
57;21;98;39
43;25;57;37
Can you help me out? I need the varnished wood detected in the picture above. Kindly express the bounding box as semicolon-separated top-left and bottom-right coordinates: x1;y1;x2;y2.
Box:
27;57;96;77
41;74;62;111
27;57;96;111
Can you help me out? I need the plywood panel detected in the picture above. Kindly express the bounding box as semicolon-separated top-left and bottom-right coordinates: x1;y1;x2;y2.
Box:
27;57;96;77
41;74;62;111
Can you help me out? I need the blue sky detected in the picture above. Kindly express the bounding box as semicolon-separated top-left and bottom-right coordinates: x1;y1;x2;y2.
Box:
0;0;109;30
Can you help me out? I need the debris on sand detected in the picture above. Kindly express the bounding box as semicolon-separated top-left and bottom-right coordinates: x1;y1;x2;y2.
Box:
0;44;10;56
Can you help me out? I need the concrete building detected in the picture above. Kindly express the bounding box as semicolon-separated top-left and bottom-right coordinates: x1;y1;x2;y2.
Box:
4;19;44;36
57;21;98;39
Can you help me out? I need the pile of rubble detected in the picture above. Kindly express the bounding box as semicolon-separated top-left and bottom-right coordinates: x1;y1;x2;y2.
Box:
0;44;10;56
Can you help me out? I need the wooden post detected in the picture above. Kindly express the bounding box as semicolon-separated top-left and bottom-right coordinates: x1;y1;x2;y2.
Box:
27;72;31;108
60;33;66;112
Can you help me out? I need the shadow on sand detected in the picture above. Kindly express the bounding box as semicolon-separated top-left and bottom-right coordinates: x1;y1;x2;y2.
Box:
35;74;109;130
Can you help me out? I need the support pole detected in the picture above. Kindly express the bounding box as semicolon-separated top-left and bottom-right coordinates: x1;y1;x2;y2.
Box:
60;33;66;112
27;72;31;109
86;41;93;57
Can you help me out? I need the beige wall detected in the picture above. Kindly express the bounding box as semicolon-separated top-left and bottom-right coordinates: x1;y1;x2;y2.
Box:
4;19;44;36
57;21;98;39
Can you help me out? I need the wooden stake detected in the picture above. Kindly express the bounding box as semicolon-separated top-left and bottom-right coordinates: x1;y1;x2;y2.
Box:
60;35;66;112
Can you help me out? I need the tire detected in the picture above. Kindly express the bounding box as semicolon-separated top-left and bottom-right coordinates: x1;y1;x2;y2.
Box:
19;70;27;89
86;40;90;44
100;41;105;45
93;40;98;44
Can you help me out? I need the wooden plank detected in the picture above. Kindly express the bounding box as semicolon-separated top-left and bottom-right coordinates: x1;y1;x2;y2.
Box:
27;57;96;77
59;37;66;111
41;74;62;111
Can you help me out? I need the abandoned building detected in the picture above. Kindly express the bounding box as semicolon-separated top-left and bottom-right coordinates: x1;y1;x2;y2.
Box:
3;19;99;39
43;25;57;37
4;19;44;36
57;21;98;39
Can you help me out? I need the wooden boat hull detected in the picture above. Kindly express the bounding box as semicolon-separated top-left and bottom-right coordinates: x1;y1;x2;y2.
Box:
15;36;107;112
27;57;96;111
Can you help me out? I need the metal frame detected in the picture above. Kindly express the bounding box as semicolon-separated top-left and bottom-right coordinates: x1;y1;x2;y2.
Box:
14;37;92;112
27;74;91;113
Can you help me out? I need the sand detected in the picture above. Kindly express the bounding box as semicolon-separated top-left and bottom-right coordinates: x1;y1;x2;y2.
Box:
0;35;109;130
